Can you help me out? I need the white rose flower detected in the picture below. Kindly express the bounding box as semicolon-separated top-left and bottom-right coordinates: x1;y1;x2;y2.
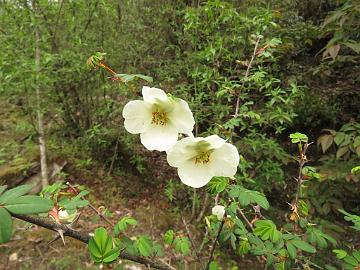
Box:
212;205;225;221
122;86;195;151
166;135;239;188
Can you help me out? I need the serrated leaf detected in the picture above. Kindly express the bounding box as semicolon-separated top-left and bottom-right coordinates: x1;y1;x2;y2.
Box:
114;217;137;236
254;220;282;243
0;184;33;204
0;208;12;244
4;195;53;214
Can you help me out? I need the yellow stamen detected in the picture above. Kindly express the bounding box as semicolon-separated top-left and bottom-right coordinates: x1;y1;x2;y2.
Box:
151;111;168;125
194;151;211;164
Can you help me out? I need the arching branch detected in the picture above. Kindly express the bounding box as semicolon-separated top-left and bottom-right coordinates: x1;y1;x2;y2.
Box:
11;213;176;270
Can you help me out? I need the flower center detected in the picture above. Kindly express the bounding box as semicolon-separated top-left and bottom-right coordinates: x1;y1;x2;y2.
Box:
194;151;211;164
151;111;168;125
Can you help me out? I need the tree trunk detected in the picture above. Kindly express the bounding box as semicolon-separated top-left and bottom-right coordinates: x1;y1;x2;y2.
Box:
34;0;49;187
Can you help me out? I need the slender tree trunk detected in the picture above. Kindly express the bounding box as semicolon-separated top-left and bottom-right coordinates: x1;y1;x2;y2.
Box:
34;0;48;187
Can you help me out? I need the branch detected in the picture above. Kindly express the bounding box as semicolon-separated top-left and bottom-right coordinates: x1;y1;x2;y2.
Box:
11;214;175;270
204;219;225;270
230;35;262;142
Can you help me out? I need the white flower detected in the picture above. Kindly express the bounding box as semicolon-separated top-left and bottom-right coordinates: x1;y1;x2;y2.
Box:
166;135;239;188
122;86;195;151
58;210;77;224
212;205;225;220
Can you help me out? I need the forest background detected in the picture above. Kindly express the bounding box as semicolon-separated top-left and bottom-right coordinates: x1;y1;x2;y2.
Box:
0;0;359;269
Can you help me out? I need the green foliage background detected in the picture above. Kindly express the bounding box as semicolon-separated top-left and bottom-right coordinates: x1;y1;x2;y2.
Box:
0;0;359;269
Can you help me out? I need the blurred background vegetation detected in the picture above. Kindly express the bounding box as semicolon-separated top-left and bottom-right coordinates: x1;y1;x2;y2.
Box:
0;0;359;269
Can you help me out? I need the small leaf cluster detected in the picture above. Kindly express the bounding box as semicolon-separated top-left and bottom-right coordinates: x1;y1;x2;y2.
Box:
0;185;53;244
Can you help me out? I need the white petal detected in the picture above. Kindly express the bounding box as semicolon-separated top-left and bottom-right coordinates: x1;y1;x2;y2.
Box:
140;124;179;151
166;137;201;167
168;99;195;133
204;135;226;149
210;143;239;177
212;205;225;220
177;160;214;188
123;100;152;134
142;86;168;103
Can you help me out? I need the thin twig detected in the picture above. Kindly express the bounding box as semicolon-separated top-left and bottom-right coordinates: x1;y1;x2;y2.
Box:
204;219;225;270
196;193;209;223
190;189;197;221
108;133;121;176
230;36;262;142
66;182;114;227
237;207;253;230
182;217;201;262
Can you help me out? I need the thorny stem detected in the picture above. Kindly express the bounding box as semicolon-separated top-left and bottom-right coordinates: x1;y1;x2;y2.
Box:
66;182;115;227
294;143;311;205
230;35;262;142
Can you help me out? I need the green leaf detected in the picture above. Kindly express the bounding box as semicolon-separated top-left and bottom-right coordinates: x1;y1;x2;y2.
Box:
0;185;8;197
291;239;316;253
333;249;347;259
0;184;33;204
91;227;113;259
180;238;190;255
0;208;12;244
317;134;334;153
136;236;153;257
289;132;308;144
334;132;346;146
89;238;103;258
115;74;153;83
254;220;282;243
238;240;250;256
103;248;120;263
164;230;174;245
4;195;53;214
114;216;137;236
336;146;349;159
286;242;297;259
344;256;358;266
229;186;269;210
352;250;360;262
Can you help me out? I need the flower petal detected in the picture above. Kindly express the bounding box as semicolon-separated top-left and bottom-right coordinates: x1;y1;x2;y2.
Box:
212;205;225;220
210;143;239;177
169;99;195;134
177;160;214;188
204;135;226;149
166;137;201;167
140;124;179;151
142;86;168;103
123;100;152;134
